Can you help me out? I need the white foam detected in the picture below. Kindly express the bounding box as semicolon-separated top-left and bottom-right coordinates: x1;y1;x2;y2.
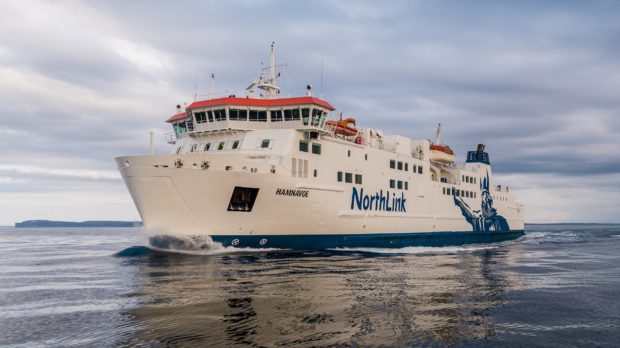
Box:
147;234;287;256
150;245;286;256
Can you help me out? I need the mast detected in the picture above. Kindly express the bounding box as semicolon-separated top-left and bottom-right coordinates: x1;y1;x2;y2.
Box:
269;41;276;91
435;123;442;145
249;42;280;99
210;73;215;99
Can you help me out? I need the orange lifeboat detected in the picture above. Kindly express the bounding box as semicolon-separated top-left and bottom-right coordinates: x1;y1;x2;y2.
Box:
326;117;358;137
430;144;455;164
430;144;454;155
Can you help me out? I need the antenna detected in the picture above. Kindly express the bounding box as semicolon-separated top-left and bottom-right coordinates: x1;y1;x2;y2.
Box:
320;38;325;98
435;123;442;145
210;73;215;99
193;77;198;102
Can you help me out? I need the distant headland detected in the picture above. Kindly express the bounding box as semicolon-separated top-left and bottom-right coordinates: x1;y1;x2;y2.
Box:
15;220;143;228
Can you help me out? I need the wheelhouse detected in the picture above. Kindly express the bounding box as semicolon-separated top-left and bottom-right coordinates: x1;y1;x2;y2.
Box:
167;96;335;140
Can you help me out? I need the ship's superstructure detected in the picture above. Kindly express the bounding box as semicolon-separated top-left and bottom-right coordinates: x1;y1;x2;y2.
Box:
116;43;524;250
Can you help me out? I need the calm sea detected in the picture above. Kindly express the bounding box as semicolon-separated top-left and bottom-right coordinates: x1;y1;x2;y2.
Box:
0;224;619;347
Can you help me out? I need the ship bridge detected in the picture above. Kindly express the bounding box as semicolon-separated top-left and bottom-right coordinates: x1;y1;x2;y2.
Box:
167;96;335;139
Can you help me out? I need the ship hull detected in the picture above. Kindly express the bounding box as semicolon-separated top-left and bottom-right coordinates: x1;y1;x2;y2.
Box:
116;152;525;251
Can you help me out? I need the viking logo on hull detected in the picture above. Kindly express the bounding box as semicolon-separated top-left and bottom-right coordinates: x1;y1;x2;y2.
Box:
351;187;406;212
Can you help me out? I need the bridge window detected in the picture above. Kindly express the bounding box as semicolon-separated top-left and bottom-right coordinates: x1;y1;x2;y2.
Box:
213;109;226;121
311;109;322;126
229;109;248;121
271;110;283;122
283;108;301;121
249;110;267;122
355;174;362;185
194;111;207;123
207;111;214;122
302;108;310;125
204;143;211;151
299;140;309;152
312;143;321;155
337;171;343;182
186;121;194;132
238;109;248;121
345;173;353;183
390;160;396;169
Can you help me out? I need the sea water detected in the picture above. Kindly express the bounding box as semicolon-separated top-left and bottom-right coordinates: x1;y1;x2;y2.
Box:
0;224;619;347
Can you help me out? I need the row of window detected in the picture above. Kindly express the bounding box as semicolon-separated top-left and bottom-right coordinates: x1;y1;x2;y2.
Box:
389;160;424;174
494;195;508;202
299;140;321;155
183;140;241;154
178;138;275;154
389;179;409;190
462;174;477;184
337;171;363;184
346;150;369;161
191;107;327;126
443;187;477;198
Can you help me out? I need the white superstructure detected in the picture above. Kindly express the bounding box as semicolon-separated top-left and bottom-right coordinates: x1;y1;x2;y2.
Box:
116;43;524;250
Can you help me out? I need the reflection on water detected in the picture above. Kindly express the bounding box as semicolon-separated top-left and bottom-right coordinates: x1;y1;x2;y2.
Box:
2;225;620;347
121;245;524;346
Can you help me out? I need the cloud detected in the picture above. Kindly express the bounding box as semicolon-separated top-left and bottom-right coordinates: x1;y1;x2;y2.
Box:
0;0;619;224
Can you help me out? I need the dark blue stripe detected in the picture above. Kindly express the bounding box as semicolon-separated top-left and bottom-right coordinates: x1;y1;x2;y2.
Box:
209;230;525;250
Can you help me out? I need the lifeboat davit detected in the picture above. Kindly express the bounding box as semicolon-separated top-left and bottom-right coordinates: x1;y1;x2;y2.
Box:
326;117;358;137
430;144;455;164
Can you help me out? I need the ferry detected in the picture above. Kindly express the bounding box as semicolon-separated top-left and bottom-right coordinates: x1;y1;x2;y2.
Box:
116;43;524;250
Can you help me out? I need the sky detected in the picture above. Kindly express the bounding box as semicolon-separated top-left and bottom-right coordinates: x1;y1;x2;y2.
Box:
1;0;619;224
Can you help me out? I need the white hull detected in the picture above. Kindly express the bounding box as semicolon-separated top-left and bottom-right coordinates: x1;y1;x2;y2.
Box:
116;132;524;249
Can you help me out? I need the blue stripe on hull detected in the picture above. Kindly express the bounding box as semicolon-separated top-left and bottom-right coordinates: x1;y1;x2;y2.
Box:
209;230;524;250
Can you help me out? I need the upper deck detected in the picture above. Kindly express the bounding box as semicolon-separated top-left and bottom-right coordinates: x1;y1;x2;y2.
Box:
167;96;335;138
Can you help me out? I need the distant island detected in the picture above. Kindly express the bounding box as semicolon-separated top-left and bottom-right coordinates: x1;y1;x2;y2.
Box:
15;220;143;228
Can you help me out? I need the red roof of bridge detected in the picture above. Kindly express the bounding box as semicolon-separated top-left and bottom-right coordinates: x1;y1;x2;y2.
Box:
166;112;188;123
166;96;336;123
